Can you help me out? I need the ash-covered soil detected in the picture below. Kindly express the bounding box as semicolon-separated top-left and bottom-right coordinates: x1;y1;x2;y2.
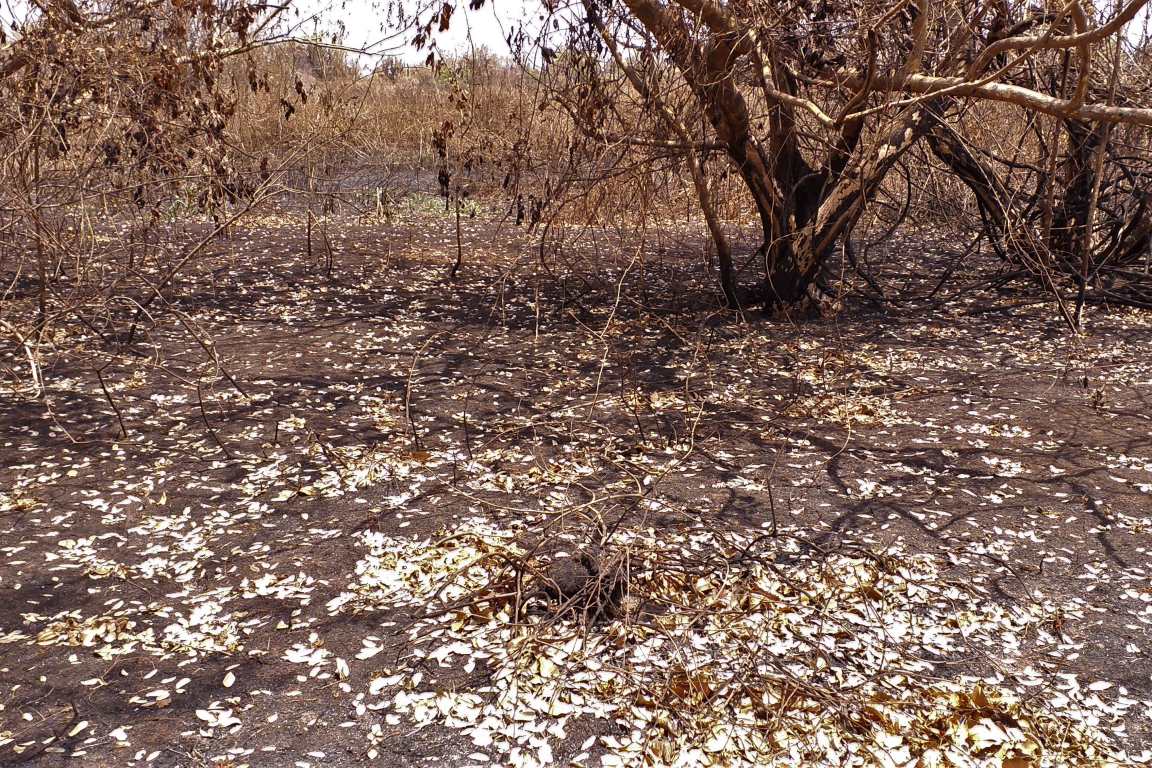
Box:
2;209;1151;767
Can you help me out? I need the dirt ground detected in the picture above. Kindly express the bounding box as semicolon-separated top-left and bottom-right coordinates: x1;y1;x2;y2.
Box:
2;207;1152;767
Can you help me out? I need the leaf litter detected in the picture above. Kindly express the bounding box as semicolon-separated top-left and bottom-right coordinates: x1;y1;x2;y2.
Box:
1;215;1151;766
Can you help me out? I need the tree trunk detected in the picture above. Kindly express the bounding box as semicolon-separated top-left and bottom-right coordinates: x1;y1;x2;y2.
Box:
1052;119;1099;271
758;106;943;306
616;0;940;309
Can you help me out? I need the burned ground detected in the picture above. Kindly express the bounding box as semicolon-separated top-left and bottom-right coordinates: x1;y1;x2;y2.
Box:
2;207;1151;767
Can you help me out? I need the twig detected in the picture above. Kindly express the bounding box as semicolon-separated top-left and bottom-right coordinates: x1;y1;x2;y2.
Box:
95;363;128;438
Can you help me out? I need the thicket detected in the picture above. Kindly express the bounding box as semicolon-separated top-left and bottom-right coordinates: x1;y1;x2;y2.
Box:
3;0;1152;399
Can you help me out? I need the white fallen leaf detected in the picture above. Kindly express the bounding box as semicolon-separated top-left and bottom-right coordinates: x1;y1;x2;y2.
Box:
356;644;382;660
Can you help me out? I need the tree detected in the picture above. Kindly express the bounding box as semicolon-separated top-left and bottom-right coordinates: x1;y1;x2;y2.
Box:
456;0;1152;310
0;0;289;395
923;29;1152;319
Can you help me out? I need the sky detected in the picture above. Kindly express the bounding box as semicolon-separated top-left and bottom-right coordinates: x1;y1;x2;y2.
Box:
5;0;1147;66
0;0;537;64
293;0;536;63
